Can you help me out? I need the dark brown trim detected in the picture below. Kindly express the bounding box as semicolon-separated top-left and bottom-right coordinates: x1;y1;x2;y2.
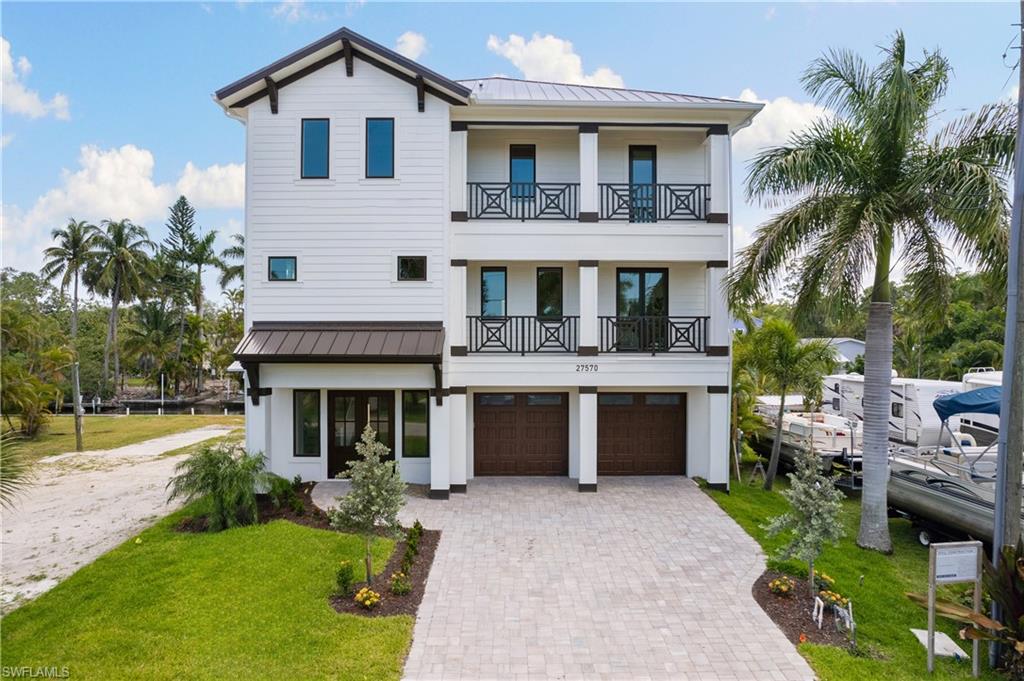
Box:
428;489;450;500
268;255;297;281
237;354;440;365
449;386;467;395
578;123;599;134
416;75;426;112
450;345;468;356
241;362;272;406
450;121;468;132
449;259;468;267
458;121;728;129
264;76;278;114
397;255;427;281
578;483;598;493
536;266;563;318
292;389;321;457
577;346;599;356
706;124;729;137
234;52;344;108
451;211;468;222
342;38;353;76
707;385;729;394
579;386;598;394
450;484;467;494
578;260;599;267
707;212;728;224
251;320;442;330
300;118;329;179
706;346;730;357
706;482;729;492
432;363;443;405
578;211;598;223
706;260;729;268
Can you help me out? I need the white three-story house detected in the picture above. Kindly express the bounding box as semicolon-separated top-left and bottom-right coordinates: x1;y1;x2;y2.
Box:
215;28;760;497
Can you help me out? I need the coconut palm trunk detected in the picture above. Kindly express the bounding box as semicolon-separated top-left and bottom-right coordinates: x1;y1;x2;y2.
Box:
765;387;788;491
71;271;83;451
102;277;119;387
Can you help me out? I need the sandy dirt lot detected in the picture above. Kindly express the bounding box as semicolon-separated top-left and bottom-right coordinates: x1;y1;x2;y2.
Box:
0;426;235;612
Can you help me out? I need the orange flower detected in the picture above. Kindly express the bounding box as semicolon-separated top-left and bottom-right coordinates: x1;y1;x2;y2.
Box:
799;633;808;644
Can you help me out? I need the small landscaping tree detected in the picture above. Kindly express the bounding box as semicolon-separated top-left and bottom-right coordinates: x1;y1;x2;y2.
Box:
764;450;845;597
166;444;270;531
329;424;405;587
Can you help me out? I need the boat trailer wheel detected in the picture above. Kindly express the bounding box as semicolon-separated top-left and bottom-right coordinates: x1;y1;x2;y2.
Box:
918;529;931;546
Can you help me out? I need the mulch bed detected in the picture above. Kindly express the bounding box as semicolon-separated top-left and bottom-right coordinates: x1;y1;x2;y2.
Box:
176;482;330;533
753;570;852;648
329;528;440;618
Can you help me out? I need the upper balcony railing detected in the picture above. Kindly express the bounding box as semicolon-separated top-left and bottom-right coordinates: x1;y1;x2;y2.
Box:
599;183;710;222
467;183;579;221
599;316;708;354
467;315;579;354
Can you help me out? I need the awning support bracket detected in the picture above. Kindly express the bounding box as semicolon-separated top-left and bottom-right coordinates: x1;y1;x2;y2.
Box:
433;362;443;406
242;362;272;406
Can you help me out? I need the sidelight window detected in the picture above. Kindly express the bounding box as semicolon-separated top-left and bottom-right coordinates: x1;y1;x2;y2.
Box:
293;390;321;457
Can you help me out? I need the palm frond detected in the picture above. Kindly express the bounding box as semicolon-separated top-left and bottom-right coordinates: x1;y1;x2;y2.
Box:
897;217;952;328
801;47;873;119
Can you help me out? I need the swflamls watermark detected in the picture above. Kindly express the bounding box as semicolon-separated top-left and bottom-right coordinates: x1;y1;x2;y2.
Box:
1;667;70;679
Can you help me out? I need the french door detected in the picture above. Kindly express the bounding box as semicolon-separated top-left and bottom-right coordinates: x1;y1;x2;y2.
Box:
615;268;669;351
327;391;394;478
629;145;657;223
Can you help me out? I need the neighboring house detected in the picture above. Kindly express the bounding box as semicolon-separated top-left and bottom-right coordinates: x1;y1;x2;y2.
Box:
215;27;761;497
804;337;865;368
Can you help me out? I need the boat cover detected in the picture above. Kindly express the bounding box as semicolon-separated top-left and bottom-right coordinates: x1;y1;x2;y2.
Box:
933;386;1002;422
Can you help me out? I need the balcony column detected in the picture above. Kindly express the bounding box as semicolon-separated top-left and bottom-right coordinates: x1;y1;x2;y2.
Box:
707;386;730;491
429;396;450;499
450;122;468;222
705;261;729;356
578;387;598;492
578;124;599;222
705;126;730;224
578;260;599;355
449;259;467;356
449;387;467;492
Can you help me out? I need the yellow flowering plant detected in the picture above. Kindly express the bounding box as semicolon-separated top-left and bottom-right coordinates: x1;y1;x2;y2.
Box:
768;576;796;596
354;587;381;610
819;590;849;608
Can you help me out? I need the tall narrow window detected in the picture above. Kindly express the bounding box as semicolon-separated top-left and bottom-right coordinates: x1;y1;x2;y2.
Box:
268;256;297;281
402;390;429;458
294;390;321;457
510;144;536;198
366;118;395;178
301;119;329;179
481;267;507;317
536;267;563;317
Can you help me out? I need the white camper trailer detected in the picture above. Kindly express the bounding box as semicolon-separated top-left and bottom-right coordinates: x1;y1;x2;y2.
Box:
961;368;1002;445
823;374;865;421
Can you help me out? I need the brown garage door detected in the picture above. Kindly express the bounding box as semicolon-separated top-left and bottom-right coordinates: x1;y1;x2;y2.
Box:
598;393;686;475
474;393;568;475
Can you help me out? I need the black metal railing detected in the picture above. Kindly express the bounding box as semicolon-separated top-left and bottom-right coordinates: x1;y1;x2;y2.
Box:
467;183;580;220
467;315;579;354
599;183;710;222
599;316;708;353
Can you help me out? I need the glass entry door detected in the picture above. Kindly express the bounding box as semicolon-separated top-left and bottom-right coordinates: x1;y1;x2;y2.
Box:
629;146;657;223
328;391;394;477
615;268;668;351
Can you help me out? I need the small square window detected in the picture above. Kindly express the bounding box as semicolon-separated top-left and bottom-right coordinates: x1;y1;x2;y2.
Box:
268;256;296;281
398;256;427;282
301;119;329;179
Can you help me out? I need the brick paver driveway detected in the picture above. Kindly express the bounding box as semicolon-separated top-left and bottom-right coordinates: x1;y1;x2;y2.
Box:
398;477;814;681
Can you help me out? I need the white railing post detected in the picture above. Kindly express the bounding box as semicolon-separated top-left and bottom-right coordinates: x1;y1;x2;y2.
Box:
449;260;467;354
705;262;730;354
450;123;468;220
578;261;599;354
579;124;599;222
705;128;730;223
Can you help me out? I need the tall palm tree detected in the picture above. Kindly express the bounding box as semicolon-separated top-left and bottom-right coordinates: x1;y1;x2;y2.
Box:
742;319;835;491
218;233;245;290
123;302;178;387
727;33;1013;551
189;230;221;392
41;218;96;451
88;219;155;391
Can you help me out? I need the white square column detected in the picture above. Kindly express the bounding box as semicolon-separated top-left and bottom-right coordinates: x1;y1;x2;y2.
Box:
578;124;599;222
704;129;730;223
429;396;450;499
450;124;468;221
705;262;730;356
707;388;730;490
449;260;467;354
578;389;598;492
578;261;599;355
449;389;468;493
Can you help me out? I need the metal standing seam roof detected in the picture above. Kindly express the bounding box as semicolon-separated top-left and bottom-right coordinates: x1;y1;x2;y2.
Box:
234;322;444;363
458;77;758;107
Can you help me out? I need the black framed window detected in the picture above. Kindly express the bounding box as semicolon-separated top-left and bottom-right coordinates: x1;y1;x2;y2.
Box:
481;267;507;317
398;256;427;282
402;390;429;458
366;118;395;178
478;394;515;406
598;394;634;406
526;394;562;406
268;256;297;281
616;268;667;317
293;390;321;457
645;394;681;406
301;118;330;179
510;144;536;198
536;267;563;318
892;402;904;418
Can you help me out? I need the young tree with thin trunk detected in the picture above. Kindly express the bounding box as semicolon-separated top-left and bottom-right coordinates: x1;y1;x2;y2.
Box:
41;219;96;451
727;32;1013;552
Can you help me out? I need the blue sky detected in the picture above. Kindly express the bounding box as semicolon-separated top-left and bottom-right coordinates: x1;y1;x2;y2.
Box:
1;1;1018;299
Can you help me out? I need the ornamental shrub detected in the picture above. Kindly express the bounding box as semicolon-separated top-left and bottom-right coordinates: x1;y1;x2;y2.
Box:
768;575;796;596
354;587;381;610
267;474;297;509
390;571;412;595
335;560;355;596
166;444;270;532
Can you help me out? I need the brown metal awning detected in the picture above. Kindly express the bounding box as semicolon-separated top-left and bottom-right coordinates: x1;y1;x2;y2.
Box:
234;321;444;364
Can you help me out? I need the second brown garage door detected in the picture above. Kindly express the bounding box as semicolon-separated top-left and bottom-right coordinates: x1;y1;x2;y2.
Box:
598;393;686;475
474;393;568;475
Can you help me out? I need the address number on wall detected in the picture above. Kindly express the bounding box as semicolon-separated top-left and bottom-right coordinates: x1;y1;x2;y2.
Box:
575;364;599;373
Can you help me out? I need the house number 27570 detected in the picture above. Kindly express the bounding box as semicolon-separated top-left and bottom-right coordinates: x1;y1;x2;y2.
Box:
576;364;599;373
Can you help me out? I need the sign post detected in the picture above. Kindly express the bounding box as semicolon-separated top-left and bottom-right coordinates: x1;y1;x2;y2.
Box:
928;540;983;676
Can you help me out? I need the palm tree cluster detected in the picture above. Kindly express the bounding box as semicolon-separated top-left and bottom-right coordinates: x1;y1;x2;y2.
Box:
727;32;1014;551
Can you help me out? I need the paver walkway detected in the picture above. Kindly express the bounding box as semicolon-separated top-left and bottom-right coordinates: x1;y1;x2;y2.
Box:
316;477;814;680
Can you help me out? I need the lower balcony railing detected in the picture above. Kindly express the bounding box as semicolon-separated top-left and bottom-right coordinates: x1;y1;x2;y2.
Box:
599;316;708;353
599;183;710;222
467;183;580;220
467;315;579;354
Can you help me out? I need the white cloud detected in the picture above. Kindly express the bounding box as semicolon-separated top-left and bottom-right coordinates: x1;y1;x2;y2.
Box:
486;33;624;88
1;145;244;271
395;31;427;61
1;134;12;148
1;37;70;120
730;88;830;160
271;0;326;23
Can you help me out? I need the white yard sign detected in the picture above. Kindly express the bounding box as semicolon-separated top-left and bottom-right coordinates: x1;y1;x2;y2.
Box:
925;541;982;676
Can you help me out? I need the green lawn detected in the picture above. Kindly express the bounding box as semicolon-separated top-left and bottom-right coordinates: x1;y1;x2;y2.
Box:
0;509;408;680
705;468;999;681
13;415;245;461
